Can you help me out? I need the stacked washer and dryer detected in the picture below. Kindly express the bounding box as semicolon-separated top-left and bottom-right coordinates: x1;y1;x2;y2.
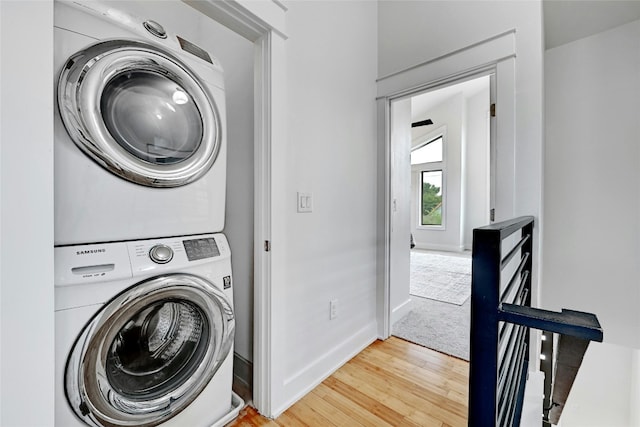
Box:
53;1;242;426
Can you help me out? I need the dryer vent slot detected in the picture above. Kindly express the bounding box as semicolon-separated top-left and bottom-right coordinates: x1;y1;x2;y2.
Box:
177;36;213;64
72;264;115;275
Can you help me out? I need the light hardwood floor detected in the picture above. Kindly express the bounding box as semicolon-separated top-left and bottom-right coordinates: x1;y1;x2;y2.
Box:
228;337;469;426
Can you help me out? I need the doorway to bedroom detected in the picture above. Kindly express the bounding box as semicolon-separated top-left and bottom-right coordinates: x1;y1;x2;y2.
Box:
390;75;491;360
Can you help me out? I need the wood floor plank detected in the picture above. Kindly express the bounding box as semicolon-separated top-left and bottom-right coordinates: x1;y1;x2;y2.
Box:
286;398;339;427
375;338;470;381
369;338;469;384
272;410;308;427
365;346;468;396
330;367;426;427
340;355;451;412
322;375;409;426
314;383;396;427
357;347;469;398
306;388;366;426
354;351;468;421
227;337;469;427
339;352;466;427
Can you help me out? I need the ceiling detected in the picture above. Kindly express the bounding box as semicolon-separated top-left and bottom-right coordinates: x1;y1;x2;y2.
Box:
410;2;640;121
411;75;489;122
544;0;640;49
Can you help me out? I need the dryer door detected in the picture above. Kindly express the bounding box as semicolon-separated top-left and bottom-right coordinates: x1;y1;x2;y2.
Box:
66;274;234;427
58;39;221;188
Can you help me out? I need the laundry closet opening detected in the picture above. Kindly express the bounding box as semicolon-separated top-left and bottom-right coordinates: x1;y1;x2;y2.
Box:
54;0;257;411
389;75;491;360
178;5;257;400
135;1;259;400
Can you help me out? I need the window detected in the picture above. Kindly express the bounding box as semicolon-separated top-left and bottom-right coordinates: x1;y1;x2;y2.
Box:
412;134;445;228
411;136;443;164
421;170;442;226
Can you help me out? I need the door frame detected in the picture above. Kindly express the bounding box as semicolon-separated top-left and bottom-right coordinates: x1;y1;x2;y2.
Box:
385;71;495;329
184;0;286;417
376;30;517;339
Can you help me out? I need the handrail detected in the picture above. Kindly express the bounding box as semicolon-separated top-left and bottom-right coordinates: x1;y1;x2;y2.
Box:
468;216;603;426
499;306;602;342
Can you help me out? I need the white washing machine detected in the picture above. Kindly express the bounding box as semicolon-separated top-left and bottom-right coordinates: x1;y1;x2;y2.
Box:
54;0;228;245
55;233;242;427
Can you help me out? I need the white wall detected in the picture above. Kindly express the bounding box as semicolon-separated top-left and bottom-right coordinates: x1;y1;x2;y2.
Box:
543;19;640;349
410;95;463;251
463;87;490;249
0;1;55;425
561;342;633;426
271;0;379;415
631;350;640;426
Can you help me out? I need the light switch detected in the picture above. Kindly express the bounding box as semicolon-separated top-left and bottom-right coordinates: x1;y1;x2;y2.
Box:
297;192;313;213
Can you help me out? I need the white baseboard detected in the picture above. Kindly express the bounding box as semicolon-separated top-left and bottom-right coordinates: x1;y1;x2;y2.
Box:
273;323;377;417
414;242;465;252
391;297;412;324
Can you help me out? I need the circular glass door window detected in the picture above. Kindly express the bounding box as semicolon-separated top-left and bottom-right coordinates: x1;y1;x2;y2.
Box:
101;71;203;165
106;299;208;400
58;40;221;187
65;274;234;427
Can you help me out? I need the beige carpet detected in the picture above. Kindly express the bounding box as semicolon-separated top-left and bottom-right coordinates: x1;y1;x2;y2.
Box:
409;251;471;305
393;250;472;360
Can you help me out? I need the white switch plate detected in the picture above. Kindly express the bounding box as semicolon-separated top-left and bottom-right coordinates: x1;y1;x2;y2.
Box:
297;192;313;213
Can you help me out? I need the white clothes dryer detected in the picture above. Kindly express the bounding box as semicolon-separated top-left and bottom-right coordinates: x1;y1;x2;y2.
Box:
55;233;242;427
54;0;228;245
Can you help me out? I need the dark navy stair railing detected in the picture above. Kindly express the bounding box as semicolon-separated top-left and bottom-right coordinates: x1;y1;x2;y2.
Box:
468;216;603;427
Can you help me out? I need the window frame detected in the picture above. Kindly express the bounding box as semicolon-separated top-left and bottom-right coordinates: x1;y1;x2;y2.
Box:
419;169;444;227
411;129;446;230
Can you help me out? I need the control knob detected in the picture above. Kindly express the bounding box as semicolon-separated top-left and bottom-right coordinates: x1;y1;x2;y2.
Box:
149;244;173;264
143;20;167;39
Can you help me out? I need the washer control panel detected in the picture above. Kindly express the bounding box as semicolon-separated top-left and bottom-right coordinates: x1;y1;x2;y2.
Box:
183;237;220;261
54;234;231;287
149;244;173;264
55;241;132;287
128;233;230;275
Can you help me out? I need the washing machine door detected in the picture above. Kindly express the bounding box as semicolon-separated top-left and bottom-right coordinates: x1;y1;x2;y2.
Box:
66;274;234;427
58;39;221;188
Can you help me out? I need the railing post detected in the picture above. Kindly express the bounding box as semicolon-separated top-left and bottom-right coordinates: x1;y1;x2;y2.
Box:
469;227;502;426
511;222;534;425
522;222;533;308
